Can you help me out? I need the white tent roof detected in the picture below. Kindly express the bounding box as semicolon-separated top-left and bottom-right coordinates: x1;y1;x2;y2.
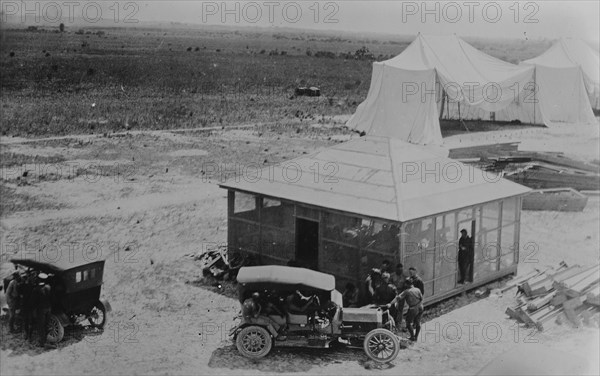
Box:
347;34;596;145
524;38;599;83
524;38;600;109
220;136;530;222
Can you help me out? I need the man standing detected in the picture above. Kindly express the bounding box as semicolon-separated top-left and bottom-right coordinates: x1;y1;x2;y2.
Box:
6;272;22;333
391;264;407;330
387;278;423;341
458;229;474;284
21;272;36;341
408;267;424;295
33;273;52;347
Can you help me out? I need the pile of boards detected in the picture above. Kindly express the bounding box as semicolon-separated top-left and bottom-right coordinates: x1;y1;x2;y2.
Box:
186;246;257;280
504;262;600;331
449;142;600;193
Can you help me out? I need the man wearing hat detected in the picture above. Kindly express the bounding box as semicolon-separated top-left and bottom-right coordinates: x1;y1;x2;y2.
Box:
6;272;22;333
386;278;423;341
458;229;474;284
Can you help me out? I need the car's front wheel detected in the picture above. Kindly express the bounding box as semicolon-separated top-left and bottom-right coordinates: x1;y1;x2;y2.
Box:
46;314;65;343
363;328;399;363
235;325;272;359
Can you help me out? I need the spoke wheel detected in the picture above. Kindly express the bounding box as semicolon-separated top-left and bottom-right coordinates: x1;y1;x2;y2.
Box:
363;328;400;363
46;314;65;343
236;326;272;359
88;301;107;328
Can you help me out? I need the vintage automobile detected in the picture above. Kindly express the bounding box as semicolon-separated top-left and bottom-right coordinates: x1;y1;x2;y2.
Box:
9;255;112;343
229;265;400;363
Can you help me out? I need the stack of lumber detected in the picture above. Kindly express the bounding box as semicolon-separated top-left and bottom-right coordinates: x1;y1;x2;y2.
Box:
449;143;600;193
522;188;588;212
504;262;600;331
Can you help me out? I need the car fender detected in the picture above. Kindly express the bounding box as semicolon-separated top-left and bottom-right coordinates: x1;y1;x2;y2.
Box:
228;320;278;338
101;299;112;312
229;322;243;337
54;311;70;327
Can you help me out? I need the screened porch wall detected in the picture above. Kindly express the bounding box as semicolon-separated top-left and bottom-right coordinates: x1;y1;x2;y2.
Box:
227;190;402;292
400;197;521;300
229;191;296;265
228;190;521;301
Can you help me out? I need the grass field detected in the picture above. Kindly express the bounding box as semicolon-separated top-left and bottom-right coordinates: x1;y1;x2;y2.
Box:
0;24;552;137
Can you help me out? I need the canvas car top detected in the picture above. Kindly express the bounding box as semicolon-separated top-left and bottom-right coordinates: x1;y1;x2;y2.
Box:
11;253;106;274
237;265;335;291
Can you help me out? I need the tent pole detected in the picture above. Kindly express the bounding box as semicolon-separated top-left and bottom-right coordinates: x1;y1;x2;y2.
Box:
533;66;537;124
459;103;469;132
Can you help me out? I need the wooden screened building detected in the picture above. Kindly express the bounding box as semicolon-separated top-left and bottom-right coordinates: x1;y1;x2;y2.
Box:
220;137;530;305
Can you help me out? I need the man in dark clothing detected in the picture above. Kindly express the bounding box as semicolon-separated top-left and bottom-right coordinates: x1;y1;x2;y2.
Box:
458;229;474;284
367;269;396;305
387;278;423;341
380;273;398;321
342;283;359;308
32;274;52;346
381;260;392;275
20;272;36;341
391;264;407;330
408;267;425;295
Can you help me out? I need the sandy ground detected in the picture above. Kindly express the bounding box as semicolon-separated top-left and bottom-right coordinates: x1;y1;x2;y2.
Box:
0;122;599;375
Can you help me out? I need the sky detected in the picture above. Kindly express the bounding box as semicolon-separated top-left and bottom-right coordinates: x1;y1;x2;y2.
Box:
137;0;599;42
2;1;599;43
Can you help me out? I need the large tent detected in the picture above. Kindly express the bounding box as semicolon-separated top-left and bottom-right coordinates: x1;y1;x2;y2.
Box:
523;38;600;110
347;34;596;145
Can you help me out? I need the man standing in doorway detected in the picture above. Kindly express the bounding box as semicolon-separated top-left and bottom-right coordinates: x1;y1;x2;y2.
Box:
458;229;474;284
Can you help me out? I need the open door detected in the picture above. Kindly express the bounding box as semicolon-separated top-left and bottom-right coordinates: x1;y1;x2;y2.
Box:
295;218;319;270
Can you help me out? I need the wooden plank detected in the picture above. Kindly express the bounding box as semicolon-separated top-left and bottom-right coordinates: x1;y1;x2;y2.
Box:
551;293;569;307
555;266;599;291
522;188;588;212
502;268;549;293
527;152;600;174
563;296;584;311
527;291;556;312
515;307;537;327
586;286;600;307
506;169;600;191
523;265;580;295
506;307;522;321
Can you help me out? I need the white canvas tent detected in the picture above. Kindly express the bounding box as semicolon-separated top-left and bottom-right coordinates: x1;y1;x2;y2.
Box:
523;38;600;110
347;34;596;145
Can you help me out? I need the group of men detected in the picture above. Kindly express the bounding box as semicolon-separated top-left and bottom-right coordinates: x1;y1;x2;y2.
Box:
364;261;424;342
5;270;53;347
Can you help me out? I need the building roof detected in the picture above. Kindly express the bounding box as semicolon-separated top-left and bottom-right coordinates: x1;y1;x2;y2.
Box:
237;265;335;291
219;136;531;222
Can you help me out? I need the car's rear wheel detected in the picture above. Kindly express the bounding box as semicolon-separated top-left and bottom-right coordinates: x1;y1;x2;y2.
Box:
236;325;272;359
363;328;399;363
46;314;64;343
88;301;107;329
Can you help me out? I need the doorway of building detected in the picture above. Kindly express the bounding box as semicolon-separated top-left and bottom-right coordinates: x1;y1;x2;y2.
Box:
457;220;475;284
295;218;319;270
